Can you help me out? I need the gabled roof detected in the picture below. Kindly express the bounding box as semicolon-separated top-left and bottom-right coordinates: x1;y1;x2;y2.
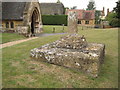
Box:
2;2;26;20
66;9;95;20
40;3;64;15
83;10;95;20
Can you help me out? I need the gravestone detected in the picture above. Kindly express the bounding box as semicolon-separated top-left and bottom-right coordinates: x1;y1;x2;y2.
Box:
68;11;78;33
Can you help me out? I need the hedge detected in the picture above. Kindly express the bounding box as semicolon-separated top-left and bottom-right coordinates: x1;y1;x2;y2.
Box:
42;15;68;26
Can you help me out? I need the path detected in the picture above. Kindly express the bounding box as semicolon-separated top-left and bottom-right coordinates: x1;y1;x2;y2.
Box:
0;33;66;49
0;37;38;49
36;33;66;37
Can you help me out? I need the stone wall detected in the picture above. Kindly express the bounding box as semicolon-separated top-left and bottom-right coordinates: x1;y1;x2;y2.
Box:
78;20;95;27
2;21;23;31
23;2;43;33
16;26;29;36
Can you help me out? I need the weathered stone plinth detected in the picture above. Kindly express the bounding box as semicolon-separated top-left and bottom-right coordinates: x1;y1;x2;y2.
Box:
30;34;105;77
68;11;78;33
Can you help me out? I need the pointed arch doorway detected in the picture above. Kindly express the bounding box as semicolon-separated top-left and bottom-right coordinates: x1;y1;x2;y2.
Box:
31;7;40;35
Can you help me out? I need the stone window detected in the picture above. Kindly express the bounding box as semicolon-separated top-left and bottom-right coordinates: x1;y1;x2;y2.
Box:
10;22;14;28
85;21;89;24
6;22;9;28
78;20;81;24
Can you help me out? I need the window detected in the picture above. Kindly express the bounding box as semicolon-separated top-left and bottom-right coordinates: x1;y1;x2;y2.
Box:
78;20;81;24
54;13;58;15
6;22;9;28
10;22;14;28
85;21;89;24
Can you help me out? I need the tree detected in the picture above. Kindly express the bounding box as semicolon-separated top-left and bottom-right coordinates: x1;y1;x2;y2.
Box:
112;0;120;27
64;7;69;14
113;0;120;19
106;13;117;22
71;6;77;9
106;12;120;27
86;0;96;10
95;10;101;24
105;0;120;27
57;0;61;3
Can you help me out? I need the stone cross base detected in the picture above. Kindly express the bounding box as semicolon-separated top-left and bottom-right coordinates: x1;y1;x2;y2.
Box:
30;34;105;77
68;11;78;33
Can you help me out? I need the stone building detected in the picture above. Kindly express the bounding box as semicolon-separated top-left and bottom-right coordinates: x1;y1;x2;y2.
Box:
40;1;65;15
2;0;43;36
66;8;105;27
66;9;96;27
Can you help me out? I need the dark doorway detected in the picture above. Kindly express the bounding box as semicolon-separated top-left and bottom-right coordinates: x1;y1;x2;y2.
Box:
31;12;35;34
30;8;40;35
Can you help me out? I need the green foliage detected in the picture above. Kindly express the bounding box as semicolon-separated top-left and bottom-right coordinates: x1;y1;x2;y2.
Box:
113;0;120;27
109;18;120;27
113;0;120;19
95;10;101;24
42;15;68;26
106;12;117;21
86;0;96;10
106;12;120;27
57;0;61;3
71;6;77;9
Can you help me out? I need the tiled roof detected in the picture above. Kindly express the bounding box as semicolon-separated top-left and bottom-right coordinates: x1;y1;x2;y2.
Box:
83;10;95;20
66;9;95;20
2;2;26;20
40;3;64;15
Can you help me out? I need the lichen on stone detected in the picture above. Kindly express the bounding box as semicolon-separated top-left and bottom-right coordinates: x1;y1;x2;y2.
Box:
30;34;105;77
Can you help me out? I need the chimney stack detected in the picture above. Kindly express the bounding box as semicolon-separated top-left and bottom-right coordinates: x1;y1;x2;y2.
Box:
103;7;105;12
107;8;110;16
102;7;105;16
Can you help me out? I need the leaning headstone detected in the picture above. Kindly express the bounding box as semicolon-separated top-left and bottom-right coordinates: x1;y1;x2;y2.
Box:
68;11;78;33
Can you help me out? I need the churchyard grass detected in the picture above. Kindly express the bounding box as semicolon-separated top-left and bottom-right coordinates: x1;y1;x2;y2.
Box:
43;25;118;33
2;27;118;88
1;33;26;44
43;25;68;33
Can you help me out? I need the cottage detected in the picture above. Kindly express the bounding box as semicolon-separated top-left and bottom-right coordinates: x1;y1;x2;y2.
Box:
66;9;96;27
2;1;43;36
66;8;105;27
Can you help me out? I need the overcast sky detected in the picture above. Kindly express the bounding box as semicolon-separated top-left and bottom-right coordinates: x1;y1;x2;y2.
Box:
39;0;118;15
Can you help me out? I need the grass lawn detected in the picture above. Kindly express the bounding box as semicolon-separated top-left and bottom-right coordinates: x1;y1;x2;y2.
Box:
43;25;68;33
2;27;118;88
1;33;26;44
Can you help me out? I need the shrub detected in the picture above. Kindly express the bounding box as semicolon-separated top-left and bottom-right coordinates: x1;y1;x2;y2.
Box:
106;12;120;27
42;15;68;26
110;18;120;27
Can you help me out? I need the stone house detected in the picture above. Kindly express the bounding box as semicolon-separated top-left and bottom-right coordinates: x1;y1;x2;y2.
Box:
66;9;96;27
40;1;65;15
66;8;105;27
2;1;43;36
